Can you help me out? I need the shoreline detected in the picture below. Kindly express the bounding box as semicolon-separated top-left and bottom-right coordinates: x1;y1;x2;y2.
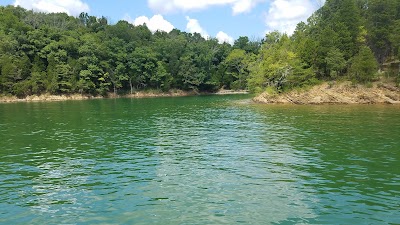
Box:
0;89;249;103
253;81;400;105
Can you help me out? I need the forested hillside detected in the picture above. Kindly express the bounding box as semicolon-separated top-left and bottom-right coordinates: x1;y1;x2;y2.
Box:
1;0;400;97
0;5;260;97
248;0;400;93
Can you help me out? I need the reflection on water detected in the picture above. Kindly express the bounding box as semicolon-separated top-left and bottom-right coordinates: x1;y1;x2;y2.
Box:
150;107;317;224
0;96;399;224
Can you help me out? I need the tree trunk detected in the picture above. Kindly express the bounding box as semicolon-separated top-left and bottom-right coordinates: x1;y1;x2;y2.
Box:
129;78;133;94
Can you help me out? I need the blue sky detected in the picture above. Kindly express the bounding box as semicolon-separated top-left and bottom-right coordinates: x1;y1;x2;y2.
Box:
1;0;324;43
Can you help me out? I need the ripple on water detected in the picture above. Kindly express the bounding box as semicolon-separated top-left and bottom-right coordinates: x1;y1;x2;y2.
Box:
0;97;399;224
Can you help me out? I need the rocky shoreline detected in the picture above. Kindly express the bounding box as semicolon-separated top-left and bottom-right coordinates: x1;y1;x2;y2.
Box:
0;89;248;103
0;91;191;103
0;94;100;103
253;81;400;104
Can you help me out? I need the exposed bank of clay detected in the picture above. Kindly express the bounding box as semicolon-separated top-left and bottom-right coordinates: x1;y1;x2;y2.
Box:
214;89;249;95
253;81;400;104
0;91;193;103
125;90;197;98
0;89;248;103
0;94;102;103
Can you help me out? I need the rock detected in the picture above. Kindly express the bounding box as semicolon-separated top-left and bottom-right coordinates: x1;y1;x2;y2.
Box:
254;81;400;104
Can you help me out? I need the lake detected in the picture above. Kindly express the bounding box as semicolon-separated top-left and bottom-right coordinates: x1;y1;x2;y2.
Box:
1;95;399;224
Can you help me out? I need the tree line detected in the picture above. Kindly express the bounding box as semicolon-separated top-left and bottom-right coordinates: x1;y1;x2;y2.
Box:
247;0;400;93
1;0;400;97
0;6;261;96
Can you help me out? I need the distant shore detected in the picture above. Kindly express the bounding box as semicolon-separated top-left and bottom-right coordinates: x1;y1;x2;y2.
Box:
0;89;249;103
253;81;400;104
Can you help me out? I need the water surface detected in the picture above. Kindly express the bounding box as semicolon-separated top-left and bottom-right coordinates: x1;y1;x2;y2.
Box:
1;96;399;224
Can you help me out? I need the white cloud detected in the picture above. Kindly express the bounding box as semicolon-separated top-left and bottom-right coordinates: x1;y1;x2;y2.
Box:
127;14;175;33
186;16;209;39
265;0;322;35
148;0;265;15
232;0;265;14
14;0;89;16
216;31;234;45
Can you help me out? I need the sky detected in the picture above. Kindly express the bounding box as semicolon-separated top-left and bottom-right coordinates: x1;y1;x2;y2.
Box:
0;0;325;44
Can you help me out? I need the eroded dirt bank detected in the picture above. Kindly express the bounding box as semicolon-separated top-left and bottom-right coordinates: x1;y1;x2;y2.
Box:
0;94;101;103
0;91;192;103
0;89;248;103
254;81;400;104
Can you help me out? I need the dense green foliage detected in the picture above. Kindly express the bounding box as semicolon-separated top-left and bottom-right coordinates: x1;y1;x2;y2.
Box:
0;6;261;96
1;0;400;97
247;0;400;93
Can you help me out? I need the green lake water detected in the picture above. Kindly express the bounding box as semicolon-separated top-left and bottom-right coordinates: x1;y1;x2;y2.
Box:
0;95;399;224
